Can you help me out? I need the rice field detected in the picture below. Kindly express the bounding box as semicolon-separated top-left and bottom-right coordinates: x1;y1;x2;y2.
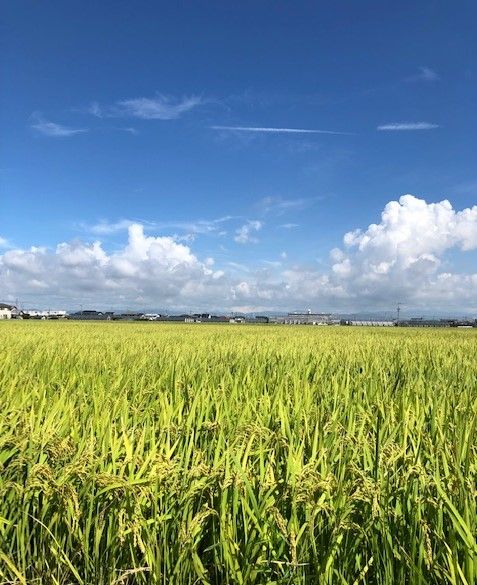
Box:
0;321;476;584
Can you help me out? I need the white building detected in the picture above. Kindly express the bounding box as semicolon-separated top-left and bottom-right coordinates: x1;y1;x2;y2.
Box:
350;320;395;327
0;303;16;319
282;310;335;325
22;309;67;319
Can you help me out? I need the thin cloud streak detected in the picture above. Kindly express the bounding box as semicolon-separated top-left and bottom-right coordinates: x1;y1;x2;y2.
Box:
90;95;205;120
31;114;88;137
210;125;352;135
377;122;439;131
116;127;139;135
258;196;320;216
86;216;235;237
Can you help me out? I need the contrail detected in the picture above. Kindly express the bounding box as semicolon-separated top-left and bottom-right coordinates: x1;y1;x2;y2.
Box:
210;125;352;135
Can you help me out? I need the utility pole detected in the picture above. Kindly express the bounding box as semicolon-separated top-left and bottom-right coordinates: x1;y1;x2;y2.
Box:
396;302;403;323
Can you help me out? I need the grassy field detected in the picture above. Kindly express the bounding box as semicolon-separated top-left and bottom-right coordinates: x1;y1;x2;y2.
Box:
0;321;476;584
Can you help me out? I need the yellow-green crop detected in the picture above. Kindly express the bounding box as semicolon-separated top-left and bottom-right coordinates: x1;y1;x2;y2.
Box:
0;321;476;584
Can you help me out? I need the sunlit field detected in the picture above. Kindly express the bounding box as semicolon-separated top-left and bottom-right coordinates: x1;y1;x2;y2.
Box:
0;322;476;584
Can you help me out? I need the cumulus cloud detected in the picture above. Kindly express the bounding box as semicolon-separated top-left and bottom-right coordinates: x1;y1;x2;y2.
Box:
0;225;226;308
234;221;263;244
1;196;476;312
328;195;477;308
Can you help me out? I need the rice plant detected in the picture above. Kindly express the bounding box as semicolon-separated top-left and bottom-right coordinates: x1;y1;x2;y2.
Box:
0;321;476;584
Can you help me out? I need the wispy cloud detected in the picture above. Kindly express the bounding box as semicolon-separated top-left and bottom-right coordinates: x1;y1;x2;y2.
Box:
210;125;351;135
31;113;88;137
86;216;234;237
234;220;263;244
90;95;205;120
377;122;439;131
0;236;10;248
407;66;440;83
88;219;139;235
418;66;440;81
279;223;300;229
118;95;203;119
258;196;319;216
88;101;103;118
167;216;234;235
116;127;139;135
226;261;250;273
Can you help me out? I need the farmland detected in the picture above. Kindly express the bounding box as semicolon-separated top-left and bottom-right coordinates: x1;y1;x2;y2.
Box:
0;322;476;584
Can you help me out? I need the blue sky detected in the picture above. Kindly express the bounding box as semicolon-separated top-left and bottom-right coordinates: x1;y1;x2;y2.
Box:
1;2;476;313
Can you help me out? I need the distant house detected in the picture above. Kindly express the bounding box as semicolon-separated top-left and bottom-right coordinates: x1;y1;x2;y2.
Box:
113;312;145;321
253;315;270;323
0;303;16;320
229;316;245;323
68;310;110;320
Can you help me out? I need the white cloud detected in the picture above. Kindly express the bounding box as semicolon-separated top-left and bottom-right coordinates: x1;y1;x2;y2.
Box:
258;196;318;216
87;216;234;237
406;67;440;82
327;195;477;308
234;220;263;244
90;95;204;120
0;225;226;308
377;122;439;131
88;102;103;118
211;125;350;135
418;66;440;82
118;95;203;119
31;113;88;137
2;196;476;312
0;237;9;248
342;195;477;255
117;127;139;135
88;220;138;235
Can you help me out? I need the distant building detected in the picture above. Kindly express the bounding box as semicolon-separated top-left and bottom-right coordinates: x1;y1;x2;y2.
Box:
20;309;67;320
68;310;111;320
0;303;16;319
397;318;469;328
193;313;212;320
349;320;395;327
282;310;334;325
113;312;145;321
253;315;270;323
229;316;245;323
